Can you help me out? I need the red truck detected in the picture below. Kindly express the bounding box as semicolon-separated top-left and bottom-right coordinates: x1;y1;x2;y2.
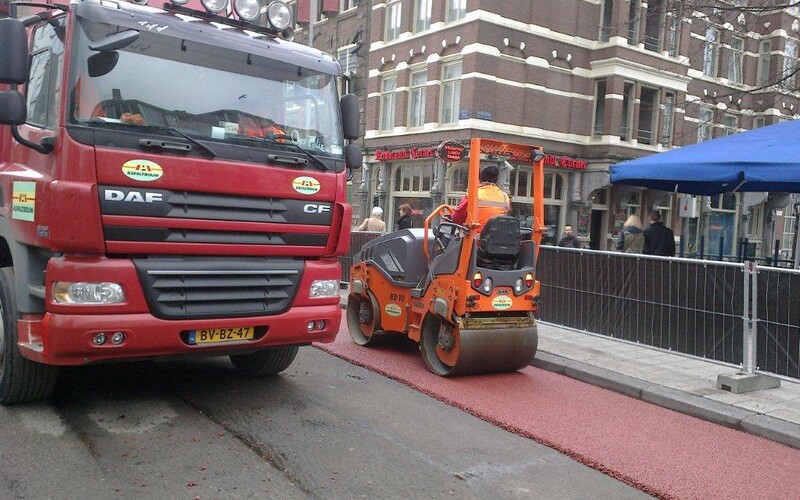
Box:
0;0;361;403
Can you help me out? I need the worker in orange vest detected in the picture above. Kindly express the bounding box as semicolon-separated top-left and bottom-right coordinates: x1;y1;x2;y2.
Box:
450;165;511;232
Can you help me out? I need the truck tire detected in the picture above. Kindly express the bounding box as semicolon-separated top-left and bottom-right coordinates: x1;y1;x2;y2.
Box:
230;346;299;376
0;267;58;405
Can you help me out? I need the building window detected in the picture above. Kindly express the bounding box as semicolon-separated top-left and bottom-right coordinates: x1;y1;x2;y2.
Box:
643;0;665;52
600;0;613;42
392;165;433;229
637;87;659;145
408;69;427;128
653;195;673;229
728;36;743;84
340;0;356;11
337;46;357;75
439;60;462;124
703;26;719;77
446;0;466;23
414;0;432;33
753;116;766;129
781;202;797;261
593;80;607;138
782;39;798;90
757;40;771;86
624;191;641;218
620;82;635;141
385;0;401;42
379;74;397;132
627;0;641;45
661;91;675;147
698;107;713;142
508;168;566;245
665;12;680;56
722;114;738;136
708;193;738;256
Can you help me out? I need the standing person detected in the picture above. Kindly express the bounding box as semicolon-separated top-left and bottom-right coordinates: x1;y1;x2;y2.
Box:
357;207;386;233
643;211;676;256
557;224;582;248
450;165;510;232
615;215;645;253
396;203;413;231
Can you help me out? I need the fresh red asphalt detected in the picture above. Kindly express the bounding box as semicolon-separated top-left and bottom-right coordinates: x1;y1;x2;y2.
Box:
316;316;800;500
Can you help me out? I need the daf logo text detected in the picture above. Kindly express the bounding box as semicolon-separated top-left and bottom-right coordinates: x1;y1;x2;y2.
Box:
104;189;163;203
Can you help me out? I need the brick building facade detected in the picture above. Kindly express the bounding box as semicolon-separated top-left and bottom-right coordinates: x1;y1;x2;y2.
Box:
296;0;799;259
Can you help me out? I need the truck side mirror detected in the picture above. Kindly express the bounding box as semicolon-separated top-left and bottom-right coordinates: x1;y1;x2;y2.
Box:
344;142;362;170
340;93;360;141
0;91;27;125
88;52;120;77
0;18;31;84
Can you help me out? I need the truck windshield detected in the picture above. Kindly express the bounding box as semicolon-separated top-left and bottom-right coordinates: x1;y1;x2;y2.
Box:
68;14;344;163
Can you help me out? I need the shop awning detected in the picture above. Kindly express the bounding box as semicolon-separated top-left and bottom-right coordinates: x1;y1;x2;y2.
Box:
610;119;800;195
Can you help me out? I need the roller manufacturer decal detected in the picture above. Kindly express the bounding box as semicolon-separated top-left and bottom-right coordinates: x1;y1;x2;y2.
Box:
122;159;163;182
11;181;36;221
384;303;402;317
292;176;321;195
491;296;513;310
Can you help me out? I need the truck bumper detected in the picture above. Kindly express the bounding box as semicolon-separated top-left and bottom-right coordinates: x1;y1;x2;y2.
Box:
19;304;340;365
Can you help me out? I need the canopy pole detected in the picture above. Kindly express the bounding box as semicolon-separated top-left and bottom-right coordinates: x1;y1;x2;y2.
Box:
793;202;800;270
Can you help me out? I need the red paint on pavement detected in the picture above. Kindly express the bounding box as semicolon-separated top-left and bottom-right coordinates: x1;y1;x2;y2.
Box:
316;317;800;500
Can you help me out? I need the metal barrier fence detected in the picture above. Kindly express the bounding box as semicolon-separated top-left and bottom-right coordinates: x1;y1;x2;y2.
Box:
757;267;800;378
340;231;382;283
535;246;800;380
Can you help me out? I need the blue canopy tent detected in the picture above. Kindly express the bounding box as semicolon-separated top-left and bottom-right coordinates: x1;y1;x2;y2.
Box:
610;119;800;196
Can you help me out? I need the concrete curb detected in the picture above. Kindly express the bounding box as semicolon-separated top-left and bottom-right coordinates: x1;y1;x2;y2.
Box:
532;352;800;451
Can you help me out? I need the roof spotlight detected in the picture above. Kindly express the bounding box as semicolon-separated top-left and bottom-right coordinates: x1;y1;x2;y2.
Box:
201;0;228;14
234;0;260;21
266;1;292;31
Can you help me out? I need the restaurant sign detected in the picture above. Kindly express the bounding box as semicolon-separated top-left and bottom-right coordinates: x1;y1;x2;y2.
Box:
543;154;587;170
375;147;436;161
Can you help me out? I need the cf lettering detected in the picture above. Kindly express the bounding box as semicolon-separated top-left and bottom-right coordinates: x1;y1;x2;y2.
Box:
303;204;331;214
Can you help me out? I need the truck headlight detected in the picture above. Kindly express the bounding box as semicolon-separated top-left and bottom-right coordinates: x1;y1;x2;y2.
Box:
309;279;339;298
52;282;125;305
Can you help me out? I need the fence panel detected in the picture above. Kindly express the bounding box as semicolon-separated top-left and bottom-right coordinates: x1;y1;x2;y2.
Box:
756;267;800;378
339;231;382;282
536;247;745;365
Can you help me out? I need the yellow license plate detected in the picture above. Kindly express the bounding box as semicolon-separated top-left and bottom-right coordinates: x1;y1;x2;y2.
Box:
189;327;255;344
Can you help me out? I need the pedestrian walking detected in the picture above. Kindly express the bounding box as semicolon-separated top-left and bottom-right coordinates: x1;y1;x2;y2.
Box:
396;203;413;231
557;224;581;248
615;215;645;253
643;211;676;256
357;207;386;233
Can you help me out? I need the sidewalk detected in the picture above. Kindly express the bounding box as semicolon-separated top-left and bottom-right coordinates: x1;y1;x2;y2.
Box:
339;289;800;450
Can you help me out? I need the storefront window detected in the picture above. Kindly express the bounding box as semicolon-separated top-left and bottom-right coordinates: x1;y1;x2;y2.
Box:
508;167;566;245
392;164;433;229
708;193;738;258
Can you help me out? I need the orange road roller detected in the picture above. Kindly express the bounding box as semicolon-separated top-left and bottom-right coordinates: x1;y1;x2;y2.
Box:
347;138;547;376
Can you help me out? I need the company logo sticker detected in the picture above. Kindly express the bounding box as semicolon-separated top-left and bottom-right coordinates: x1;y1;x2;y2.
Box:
384;303;402;317
292;176;321;195
491;296;513;311
122;160;163;182
11;181;36;221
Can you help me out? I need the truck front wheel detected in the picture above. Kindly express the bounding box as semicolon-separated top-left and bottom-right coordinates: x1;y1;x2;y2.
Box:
230;346;299;376
0;267;58;405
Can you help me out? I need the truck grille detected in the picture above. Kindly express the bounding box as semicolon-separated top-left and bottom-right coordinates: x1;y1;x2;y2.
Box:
133;257;304;319
99;186;333;248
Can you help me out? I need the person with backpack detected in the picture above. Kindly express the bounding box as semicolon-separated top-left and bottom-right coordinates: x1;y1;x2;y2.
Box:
615;215;645;253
